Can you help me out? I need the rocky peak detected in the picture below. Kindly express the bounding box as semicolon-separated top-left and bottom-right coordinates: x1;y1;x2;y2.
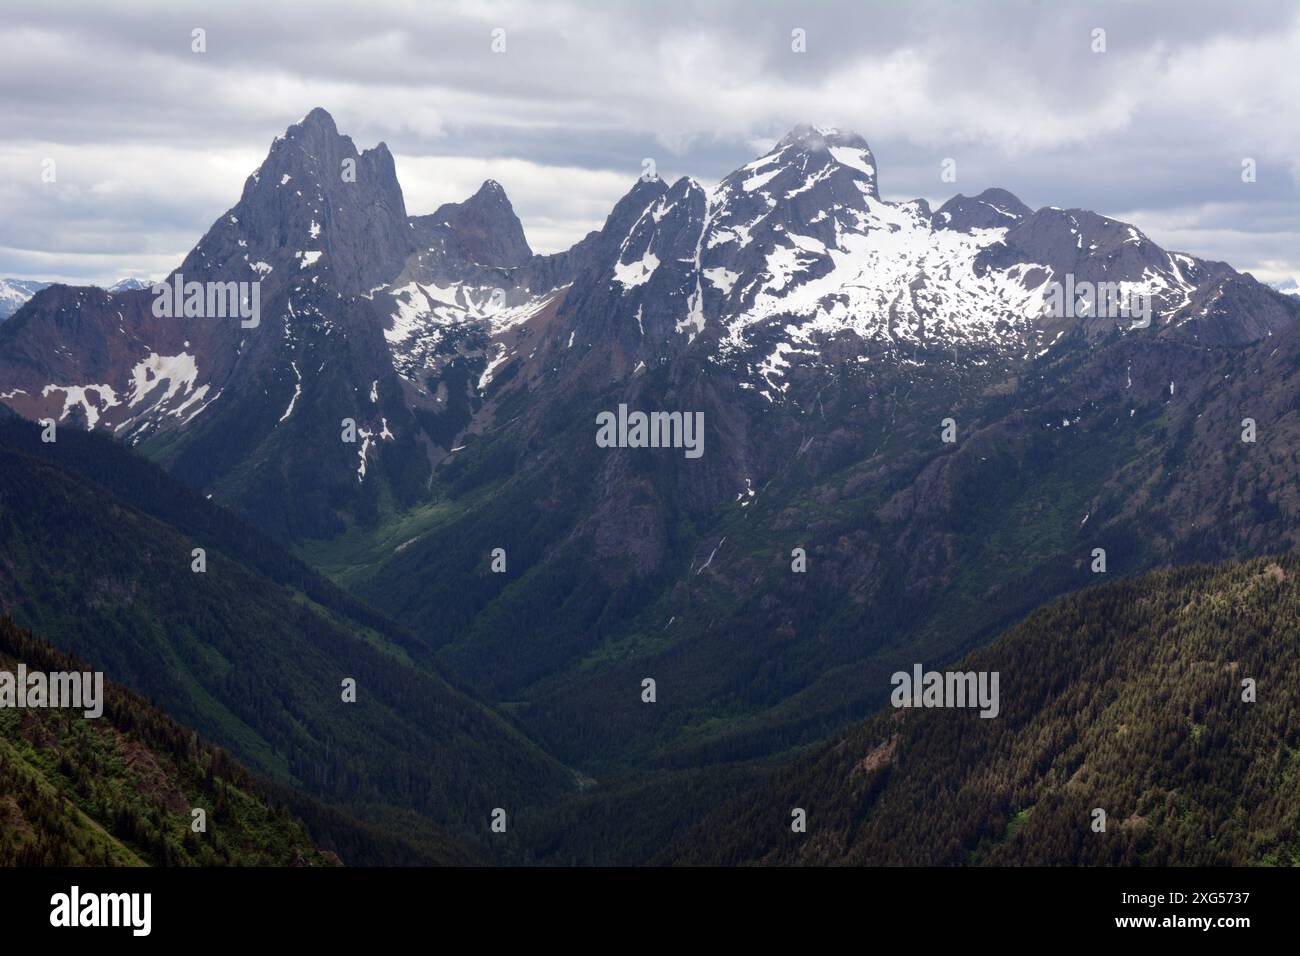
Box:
775;123;871;153
739;123;880;200
420;179;533;269
178;107;414;297
934;188;1032;231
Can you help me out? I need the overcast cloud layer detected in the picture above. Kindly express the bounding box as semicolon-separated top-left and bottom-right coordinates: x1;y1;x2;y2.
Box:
1;0;1296;286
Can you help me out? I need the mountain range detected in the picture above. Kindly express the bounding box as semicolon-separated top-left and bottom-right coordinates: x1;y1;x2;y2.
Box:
0;281;50;324
0;278;153;323
1;108;1296;865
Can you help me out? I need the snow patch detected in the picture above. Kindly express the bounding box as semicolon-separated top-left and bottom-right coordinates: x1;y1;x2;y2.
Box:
613;250;660;291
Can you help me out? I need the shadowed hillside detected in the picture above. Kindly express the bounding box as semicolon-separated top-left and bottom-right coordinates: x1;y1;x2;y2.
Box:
670;556;1300;866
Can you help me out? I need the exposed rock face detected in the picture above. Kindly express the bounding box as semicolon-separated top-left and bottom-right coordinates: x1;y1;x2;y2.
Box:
0;108;1295;550
410;179;534;275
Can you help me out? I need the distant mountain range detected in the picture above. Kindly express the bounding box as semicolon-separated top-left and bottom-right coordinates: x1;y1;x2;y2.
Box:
1;108;1296;865
0;280;49;323
0;277;153;322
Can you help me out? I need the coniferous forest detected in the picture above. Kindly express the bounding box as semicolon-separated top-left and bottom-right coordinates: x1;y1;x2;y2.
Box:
670;557;1300;866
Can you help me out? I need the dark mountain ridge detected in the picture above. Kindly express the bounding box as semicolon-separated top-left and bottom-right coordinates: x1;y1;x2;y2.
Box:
0;409;575;857
668;555;1300;866
3;108;1291;540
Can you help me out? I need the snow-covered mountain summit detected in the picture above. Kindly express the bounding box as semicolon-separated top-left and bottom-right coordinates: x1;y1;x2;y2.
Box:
0;111;1294;537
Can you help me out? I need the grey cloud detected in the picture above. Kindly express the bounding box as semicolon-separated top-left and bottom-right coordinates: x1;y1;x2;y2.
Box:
0;0;1295;284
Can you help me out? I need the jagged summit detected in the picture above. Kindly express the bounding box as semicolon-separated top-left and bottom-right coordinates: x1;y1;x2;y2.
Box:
774;123;871;153
275;106;396;168
732;122;879;200
411;178;533;270
296;106;339;134
185;107;414;297
575;117;1297;383
2;105;1296;537
272;107;395;175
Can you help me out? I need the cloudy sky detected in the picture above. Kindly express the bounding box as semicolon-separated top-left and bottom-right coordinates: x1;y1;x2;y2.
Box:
1;0;1297;286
